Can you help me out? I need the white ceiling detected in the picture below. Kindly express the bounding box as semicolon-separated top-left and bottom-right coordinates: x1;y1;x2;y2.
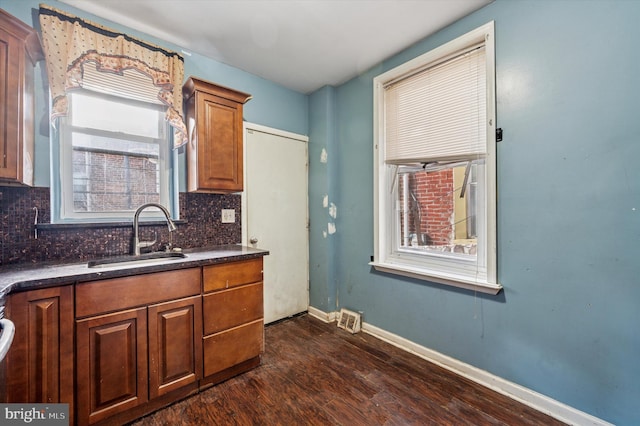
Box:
58;0;492;94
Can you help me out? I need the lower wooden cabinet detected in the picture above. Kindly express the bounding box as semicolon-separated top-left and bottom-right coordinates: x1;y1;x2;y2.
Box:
3;257;265;425
75;269;202;425
201;258;264;385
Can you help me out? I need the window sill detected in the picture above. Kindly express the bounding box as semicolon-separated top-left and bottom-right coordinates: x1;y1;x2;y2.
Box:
36;220;188;230
370;261;502;295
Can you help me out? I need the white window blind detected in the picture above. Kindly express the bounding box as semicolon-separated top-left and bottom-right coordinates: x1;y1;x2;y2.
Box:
384;46;486;164
80;62;162;105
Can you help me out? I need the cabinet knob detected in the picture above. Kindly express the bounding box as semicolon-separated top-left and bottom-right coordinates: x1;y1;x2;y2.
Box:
249;237;258;244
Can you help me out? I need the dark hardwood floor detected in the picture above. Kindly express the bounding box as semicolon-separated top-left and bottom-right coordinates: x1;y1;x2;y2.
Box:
131;314;565;425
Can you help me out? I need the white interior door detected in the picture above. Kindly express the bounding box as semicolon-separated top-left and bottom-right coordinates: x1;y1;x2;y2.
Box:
243;124;308;324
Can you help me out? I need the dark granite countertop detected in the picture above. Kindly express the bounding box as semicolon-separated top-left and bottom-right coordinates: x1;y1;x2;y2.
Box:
0;245;269;315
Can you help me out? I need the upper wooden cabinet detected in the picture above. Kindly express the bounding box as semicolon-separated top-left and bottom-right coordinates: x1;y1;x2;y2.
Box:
183;77;251;193
0;9;42;186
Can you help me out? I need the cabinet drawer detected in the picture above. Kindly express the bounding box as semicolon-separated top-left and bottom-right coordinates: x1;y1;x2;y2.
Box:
203;282;263;335
203;258;262;292
203;319;263;377
76;268;201;318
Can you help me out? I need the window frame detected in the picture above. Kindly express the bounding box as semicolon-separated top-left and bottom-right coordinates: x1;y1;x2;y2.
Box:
52;89;179;224
371;21;501;295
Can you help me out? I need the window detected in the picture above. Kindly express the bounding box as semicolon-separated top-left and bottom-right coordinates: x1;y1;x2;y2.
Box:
39;5;187;224
371;22;500;294
52;65;178;223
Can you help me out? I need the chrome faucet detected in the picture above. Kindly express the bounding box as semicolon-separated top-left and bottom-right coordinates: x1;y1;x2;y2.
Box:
133;203;177;255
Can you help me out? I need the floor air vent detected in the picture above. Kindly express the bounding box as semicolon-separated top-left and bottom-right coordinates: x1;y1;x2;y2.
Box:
337;309;361;334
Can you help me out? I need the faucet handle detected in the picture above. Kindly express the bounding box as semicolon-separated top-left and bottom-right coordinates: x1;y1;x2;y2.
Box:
138;231;158;250
139;240;157;249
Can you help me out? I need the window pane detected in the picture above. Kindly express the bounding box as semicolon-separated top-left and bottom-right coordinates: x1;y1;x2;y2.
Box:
396;160;483;258
71;132;160;213
70;92;163;139
56;89;174;222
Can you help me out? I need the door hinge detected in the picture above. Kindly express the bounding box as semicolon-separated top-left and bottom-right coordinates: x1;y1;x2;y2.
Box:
496;128;503;142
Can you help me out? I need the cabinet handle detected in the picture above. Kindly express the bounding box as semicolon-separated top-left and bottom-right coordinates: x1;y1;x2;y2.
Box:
0;319;15;362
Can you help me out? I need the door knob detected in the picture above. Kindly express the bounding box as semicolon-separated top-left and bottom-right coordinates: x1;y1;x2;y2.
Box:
250;237;258;244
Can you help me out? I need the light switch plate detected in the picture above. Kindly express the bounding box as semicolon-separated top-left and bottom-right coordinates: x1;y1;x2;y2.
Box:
221;209;235;223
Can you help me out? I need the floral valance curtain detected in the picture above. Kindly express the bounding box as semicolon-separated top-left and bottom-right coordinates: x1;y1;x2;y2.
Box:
38;4;188;148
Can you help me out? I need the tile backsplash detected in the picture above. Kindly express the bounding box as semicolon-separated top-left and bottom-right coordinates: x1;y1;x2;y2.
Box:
0;186;241;266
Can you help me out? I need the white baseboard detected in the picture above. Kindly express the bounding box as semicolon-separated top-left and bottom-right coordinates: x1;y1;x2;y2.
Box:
307;307;611;426
307;306;337;323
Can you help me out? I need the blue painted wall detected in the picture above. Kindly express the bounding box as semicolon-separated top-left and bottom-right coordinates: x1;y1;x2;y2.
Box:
309;0;640;424
308;86;337;312
0;0;308;188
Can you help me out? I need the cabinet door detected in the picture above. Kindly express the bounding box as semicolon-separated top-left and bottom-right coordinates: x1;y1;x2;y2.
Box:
0;23;22;182
148;296;202;399
194;91;244;192
4;286;74;410
0;10;39;185
76;308;148;425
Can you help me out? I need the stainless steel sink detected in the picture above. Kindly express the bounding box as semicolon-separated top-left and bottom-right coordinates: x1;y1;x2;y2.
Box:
87;251;187;268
